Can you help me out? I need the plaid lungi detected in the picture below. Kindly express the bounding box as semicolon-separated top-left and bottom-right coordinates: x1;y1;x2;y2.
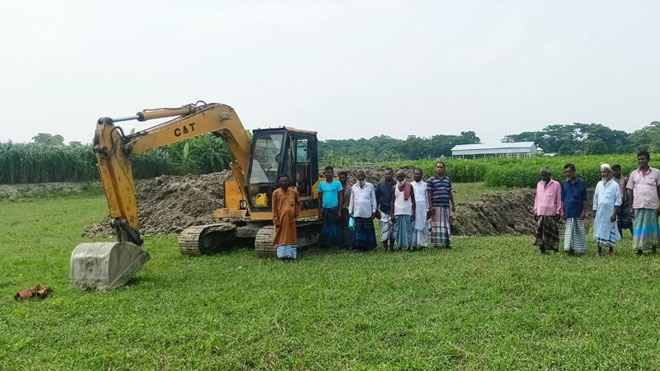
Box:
393;214;413;249
430;206;451;247
533;215;559;251
276;245;297;259
633;208;660;250
379;213;394;242
617;200;633;230
320;207;342;247
353;217;377;251
564;217;586;253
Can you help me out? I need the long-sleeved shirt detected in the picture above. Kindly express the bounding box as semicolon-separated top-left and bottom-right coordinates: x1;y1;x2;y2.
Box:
561;178;587;218
627;167;660;210
593;179;622;241
375;179;396;214
349;182;377;218
534;179;562;216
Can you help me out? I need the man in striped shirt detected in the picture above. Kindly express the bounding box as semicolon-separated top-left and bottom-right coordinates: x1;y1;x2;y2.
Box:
426;161;456;249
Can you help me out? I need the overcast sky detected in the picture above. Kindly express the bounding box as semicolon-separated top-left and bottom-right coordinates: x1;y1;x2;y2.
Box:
1;0;658;144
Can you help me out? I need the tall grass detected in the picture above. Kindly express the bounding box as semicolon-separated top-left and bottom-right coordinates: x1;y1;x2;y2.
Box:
0;134;232;184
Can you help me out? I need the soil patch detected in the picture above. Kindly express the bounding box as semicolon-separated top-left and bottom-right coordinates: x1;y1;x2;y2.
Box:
0;182;100;198
82;171;233;237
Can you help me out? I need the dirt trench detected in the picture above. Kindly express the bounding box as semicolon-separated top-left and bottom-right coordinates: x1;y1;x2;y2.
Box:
82;168;547;238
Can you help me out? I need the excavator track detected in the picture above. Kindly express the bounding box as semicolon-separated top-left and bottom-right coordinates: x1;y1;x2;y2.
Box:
254;221;321;258
178;223;238;256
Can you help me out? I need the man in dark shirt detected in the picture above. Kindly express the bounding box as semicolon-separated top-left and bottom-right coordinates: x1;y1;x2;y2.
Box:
427;161;455;249
561;163;587;254
375;167;396;250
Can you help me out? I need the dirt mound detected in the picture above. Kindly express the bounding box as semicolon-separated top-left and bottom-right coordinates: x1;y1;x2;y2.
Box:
452;190;536;236
82;171;233;237
84;168;546;238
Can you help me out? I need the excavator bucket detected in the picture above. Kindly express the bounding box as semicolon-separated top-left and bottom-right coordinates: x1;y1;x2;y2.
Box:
69;242;150;290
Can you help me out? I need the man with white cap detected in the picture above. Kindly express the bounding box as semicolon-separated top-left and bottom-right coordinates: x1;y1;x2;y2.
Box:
593;163;622;255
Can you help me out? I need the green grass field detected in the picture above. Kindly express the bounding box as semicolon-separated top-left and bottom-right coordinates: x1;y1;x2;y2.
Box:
3;192;660;370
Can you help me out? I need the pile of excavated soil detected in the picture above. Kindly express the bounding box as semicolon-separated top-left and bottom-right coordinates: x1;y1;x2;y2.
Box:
82;171;233;237
83;168;557;238
452;190;536;236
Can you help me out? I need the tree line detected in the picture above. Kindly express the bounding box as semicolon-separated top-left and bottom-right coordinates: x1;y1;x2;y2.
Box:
503;122;659;155
319;121;659;161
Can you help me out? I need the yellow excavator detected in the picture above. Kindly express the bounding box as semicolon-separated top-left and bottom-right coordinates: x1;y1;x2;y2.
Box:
70;102;321;290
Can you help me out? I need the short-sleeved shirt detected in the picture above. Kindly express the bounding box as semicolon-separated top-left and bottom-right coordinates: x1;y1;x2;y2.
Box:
627;167;660;210
561;178;587;218
427;175;452;207
318;180;343;208
375;180;396;213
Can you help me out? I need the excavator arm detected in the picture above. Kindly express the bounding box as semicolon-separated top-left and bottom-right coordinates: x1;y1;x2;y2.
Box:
93;102;252;246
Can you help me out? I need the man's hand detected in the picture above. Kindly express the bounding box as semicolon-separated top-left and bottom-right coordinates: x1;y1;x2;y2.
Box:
579;210;586;220
451;205;456;213
610;213;617;223
553;214;561;222
411;213;416;221
426;209;432;220
375;210;381;219
337;210;342;220
319;210;324;221
371;211;376;219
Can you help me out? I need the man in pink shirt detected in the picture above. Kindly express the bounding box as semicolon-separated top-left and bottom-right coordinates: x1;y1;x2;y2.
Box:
533;168;562;253
626;151;660;255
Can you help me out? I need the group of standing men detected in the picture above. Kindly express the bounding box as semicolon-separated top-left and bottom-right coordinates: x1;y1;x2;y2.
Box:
270;162;457;260
533;151;660;255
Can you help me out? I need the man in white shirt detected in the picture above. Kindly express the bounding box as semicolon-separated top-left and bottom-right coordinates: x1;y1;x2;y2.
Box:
411;168;429;249
348;170;378;251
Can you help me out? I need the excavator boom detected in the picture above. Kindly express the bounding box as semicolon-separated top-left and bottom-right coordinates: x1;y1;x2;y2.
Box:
71;102;253;290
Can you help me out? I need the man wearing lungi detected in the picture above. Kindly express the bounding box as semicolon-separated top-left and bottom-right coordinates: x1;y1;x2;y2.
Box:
411;168;430;249
533;168;562;253
339;171;353;249
272;175;301;260
626;151;660;255
426;161;455;249
375;167;396;251
561;163;587;255
317;166;343;248
593;164;622;255
391;170;416;250
612;164;633;238
348;170;377;251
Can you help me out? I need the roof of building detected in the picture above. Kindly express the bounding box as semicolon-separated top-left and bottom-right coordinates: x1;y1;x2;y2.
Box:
451;142;536;151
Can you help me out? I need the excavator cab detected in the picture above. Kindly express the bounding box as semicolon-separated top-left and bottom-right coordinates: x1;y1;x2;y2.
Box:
245;128;319;213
